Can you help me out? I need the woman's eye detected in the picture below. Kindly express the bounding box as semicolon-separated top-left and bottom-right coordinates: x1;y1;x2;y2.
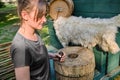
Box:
40;13;47;18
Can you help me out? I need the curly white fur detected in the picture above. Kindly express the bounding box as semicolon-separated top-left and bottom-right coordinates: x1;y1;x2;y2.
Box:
53;14;120;54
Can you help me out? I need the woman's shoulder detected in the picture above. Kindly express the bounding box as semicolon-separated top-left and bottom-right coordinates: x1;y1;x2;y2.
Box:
11;33;26;48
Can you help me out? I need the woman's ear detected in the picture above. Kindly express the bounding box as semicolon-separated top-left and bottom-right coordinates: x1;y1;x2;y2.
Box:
21;10;29;21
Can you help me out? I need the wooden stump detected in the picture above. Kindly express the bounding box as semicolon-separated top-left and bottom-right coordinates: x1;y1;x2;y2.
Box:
54;47;95;80
49;0;74;20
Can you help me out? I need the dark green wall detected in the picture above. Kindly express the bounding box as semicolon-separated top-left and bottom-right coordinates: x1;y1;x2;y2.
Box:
72;0;120;18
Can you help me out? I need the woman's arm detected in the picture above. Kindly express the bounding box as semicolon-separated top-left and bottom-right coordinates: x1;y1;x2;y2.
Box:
15;66;30;80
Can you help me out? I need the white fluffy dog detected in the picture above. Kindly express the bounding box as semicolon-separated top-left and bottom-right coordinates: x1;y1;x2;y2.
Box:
53;14;120;54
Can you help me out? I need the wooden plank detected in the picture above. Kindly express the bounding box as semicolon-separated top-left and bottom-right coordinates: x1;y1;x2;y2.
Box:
0;42;11;47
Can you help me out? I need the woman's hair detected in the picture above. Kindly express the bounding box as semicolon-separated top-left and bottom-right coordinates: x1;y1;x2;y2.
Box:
17;0;47;21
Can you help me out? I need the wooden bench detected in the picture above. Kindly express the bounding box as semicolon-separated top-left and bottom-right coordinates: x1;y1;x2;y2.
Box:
0;42;15;80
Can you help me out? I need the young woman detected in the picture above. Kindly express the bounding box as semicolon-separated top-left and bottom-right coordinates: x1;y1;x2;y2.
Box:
10;0;65;80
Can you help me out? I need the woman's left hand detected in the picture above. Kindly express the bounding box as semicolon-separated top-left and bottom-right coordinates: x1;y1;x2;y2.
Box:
50;51;66;62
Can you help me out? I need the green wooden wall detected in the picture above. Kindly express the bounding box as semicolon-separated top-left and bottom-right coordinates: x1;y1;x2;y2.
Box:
73;0;120;18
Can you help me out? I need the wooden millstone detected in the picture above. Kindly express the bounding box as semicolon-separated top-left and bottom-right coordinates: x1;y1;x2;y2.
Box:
49;0;74;20
54;47;95;80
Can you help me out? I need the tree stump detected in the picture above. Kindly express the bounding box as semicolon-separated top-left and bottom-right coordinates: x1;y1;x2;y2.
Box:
54;47;95;80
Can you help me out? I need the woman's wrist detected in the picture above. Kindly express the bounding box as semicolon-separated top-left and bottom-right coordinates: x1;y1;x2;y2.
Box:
48;52;56;59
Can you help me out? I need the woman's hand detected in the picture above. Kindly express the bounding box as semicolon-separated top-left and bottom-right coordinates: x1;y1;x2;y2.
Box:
49;51;66;62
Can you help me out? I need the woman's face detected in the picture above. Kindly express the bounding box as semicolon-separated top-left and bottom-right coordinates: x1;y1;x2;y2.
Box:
26;7;46;30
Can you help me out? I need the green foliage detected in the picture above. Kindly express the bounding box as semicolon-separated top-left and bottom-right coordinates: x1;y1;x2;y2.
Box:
39;25;50;45
0;5;18;28
0;5;19;43
0;2;5;8
114;74;120;80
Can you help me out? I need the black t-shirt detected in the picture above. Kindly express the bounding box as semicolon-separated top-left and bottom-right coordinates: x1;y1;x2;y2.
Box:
10;33;50;80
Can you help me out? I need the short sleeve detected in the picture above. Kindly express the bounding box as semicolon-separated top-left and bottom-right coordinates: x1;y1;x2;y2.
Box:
10;43;31;68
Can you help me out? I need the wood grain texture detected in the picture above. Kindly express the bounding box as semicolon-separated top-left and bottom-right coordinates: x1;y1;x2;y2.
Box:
55;47;95;80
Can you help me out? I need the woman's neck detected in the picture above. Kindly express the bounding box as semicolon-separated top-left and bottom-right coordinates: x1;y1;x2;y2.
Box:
18;24;38;41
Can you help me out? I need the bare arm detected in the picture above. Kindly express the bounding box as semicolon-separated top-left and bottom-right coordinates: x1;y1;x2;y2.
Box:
15;66;30;80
